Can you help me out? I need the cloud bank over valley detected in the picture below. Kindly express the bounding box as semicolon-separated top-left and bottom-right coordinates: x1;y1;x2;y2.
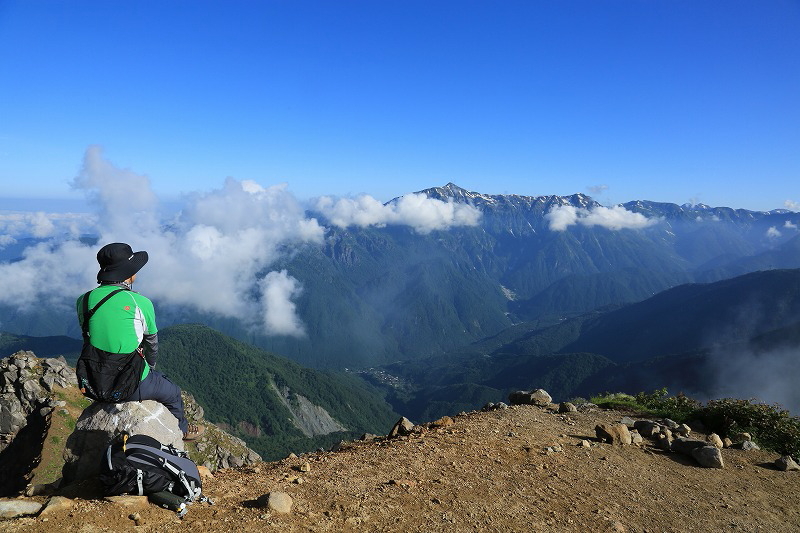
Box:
0;147;483;336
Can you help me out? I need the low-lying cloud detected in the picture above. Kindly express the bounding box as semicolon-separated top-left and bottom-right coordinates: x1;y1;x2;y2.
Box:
705;345;799;415
0;146;486;337
0;146;328;336
313;192;481;234
0;212;94;245
545;205;659;231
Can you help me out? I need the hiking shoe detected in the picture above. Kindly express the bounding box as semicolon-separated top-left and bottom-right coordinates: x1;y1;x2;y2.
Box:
183;423;205;441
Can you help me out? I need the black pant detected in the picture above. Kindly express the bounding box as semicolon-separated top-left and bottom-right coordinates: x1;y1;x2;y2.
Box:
125;370;188;434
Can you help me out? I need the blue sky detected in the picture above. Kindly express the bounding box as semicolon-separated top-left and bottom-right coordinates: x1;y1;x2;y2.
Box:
1;1;798;211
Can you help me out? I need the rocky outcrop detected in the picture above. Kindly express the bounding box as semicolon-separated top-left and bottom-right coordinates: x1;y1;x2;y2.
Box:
0;351;260;497
0;352;76;496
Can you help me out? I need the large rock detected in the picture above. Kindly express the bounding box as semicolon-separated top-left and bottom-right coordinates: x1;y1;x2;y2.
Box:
775;456;800;472
670;438;708;455
706;433;724;449
62;400;183;484
388;417;415;438
691;446;725;468
595;423;632;445
0;498;43;519
508;389;552;406
633;420;661;438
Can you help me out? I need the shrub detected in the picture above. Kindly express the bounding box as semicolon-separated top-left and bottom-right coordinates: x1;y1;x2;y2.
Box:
590;392;641;410
633;388;701;421
698;398;800;458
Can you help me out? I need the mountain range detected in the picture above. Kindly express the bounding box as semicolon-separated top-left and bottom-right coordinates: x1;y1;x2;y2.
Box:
372;268;800;422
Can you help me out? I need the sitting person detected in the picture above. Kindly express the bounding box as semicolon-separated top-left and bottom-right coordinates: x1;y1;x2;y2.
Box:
76;242;203;441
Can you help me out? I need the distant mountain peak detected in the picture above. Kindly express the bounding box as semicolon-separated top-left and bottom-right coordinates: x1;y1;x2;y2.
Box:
417;183;597;211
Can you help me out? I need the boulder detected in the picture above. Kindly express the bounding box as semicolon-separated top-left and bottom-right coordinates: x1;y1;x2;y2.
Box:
431;416;454;428
691;446;725;468
775;456;800;472
257;491;293;514
0;498;43;519
633;420;660;438
675;424;691;437
661;419;679;430
670;438;708;455
654;433;673;451
508;389;552;407
62;400;183;484
706;433;724;449
736;440;760;451
558;402;577;413
595;423;632;445
388;417;415;438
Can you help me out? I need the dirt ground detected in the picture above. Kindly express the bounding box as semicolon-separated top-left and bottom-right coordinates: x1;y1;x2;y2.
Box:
3;404;799;533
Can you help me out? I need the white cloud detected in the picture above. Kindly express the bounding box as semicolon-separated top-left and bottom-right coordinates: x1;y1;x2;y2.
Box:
313;192;481;234
0;235;16;249
587;184;609;195
0;147;325;335
785;200;800;211
784;220;797;230
766;226;782;239
546;205;659;231
0;211;93;239
259;270;305;336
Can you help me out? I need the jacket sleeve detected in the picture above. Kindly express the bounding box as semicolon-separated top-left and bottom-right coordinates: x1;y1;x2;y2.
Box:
142;333;159;368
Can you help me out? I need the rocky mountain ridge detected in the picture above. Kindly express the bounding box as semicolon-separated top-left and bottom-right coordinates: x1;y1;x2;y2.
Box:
0;351;261;498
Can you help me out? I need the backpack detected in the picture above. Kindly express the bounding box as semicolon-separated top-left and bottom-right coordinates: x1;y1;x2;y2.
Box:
100;433;206;511
76;288;145;402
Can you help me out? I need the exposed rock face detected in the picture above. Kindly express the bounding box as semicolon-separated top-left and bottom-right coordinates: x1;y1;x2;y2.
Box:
0;350;260;496
0;352;76;497
271;384;347;437
1;352;76;450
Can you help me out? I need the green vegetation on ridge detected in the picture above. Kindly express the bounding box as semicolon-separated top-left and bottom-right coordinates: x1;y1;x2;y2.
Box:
157;323;399;460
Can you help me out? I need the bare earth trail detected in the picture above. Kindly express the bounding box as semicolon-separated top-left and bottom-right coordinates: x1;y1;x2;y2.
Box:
4;405;799;532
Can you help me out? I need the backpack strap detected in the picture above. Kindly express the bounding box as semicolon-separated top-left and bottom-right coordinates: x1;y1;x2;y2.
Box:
80;288;127;339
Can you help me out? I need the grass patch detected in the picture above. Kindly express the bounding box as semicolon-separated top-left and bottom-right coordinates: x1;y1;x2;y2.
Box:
589;392;643;411
57;409;77;431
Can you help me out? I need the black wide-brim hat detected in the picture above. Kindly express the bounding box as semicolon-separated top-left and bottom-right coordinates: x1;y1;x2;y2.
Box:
96;242;148;283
